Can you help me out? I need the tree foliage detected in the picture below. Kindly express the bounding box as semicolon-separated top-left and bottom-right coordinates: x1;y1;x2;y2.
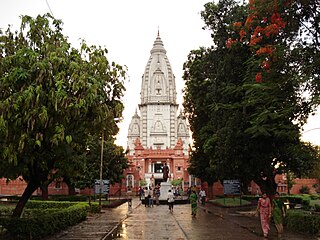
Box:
71;134;128;191
183;0;320;195
0;14;126;217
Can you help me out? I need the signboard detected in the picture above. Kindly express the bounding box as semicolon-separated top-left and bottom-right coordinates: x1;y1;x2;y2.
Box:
94;179;110;194
223;179;241;195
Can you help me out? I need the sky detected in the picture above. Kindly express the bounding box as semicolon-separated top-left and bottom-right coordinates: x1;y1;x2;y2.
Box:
0;0;319;147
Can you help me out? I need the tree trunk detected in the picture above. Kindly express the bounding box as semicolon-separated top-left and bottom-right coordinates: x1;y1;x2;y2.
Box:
88;193;91;206
68;186;76;195
241;180;250;195
64;177;76;195
40;183;49;200
12;179;39;218
207;182;214;199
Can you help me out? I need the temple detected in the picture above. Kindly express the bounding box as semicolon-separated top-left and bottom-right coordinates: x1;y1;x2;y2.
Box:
124;32;194;193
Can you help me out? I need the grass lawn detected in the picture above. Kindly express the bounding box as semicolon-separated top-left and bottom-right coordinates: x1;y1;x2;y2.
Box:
310;199;320;206
209;197;251;207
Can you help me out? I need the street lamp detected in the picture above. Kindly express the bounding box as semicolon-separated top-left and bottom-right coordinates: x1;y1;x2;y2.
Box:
99;117;123;206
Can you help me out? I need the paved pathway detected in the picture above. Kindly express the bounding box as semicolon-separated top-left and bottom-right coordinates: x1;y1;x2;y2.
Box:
46;198;318;240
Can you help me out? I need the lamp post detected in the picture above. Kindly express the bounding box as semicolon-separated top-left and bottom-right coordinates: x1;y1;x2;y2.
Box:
99;129;104;207
99;117;122;207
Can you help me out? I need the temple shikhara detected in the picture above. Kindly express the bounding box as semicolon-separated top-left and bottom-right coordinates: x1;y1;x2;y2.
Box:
123;32;194;193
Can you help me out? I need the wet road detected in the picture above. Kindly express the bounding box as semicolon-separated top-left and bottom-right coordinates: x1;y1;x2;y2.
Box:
109;204;259;240
46;198;318;240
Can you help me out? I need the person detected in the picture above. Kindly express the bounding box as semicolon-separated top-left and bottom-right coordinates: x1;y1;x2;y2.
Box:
272;192;286;238
255;192;271;238
190;190;198;217
162;163;169;182
199;189;206;205
187;187;191;202
167;189;175;212
155;184;160;206
174;186;179;198
139;186;144;200
148;186;154;207
144;187;149;207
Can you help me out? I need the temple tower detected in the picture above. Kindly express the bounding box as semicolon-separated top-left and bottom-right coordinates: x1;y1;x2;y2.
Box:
127;32;189;153
125;32;191;191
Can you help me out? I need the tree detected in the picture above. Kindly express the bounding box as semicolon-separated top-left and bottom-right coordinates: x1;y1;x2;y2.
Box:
0;14;126;217
183;0;252;193
70;134;128;197
183;0;320;196
229;0;320;193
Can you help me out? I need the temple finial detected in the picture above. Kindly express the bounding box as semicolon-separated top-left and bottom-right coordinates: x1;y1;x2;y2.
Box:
157;26;160;37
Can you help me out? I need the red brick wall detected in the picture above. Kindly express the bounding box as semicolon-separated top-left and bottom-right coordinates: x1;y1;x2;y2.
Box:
0;178;27;195
291;178;319;194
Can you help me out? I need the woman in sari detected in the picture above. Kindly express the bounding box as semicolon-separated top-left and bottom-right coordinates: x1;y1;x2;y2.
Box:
256;192;271;238
190;190;198;217
272;192;285;238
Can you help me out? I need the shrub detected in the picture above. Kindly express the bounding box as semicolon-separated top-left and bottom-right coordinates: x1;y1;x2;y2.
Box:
0;202;88;239
315;204;320;212
299;185;310;194
310;194;320;200
302;199;310;206
87;202;100;213
0;206;13;217
241;195;259;202
50;195;88;202
286;210;320;235
281;195;305;204
26;200;76;209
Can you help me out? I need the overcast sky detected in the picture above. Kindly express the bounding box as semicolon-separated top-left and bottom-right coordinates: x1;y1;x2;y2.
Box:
1;0;319;147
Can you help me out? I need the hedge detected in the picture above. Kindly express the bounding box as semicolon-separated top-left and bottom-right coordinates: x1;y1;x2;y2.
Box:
26;200;76;209
9;194;89;202
286;210;320;235
0;201;91;239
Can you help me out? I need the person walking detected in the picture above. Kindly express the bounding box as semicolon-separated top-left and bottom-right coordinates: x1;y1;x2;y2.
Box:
155;184;160;206
255;192;272;238
167;189;175;212
148;186;154;207
199;189;206;205
139;186;144;200
190;190;198;217
144;187;149;207
187;187;191;203
272;192;286;238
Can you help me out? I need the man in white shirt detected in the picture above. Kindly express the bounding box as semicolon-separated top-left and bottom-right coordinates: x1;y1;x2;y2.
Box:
167;189;175;212
199;189;206;205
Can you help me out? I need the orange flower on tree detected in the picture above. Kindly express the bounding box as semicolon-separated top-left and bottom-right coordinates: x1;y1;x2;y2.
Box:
253;26;264;36
271;13;286;28
245;14;257;29
249;35;262;46
256;46;273;55
226;38;238;48
233;22;242;29
261;60;270;69
249;0;255;10
239;29;247;41
265;24;281;37
255;72;263;83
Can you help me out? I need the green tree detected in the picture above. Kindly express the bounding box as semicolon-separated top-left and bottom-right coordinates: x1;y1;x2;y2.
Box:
71;134;128;195
183;0;252;194
183;0;320;196
171;179;182;186
0;14;126;217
